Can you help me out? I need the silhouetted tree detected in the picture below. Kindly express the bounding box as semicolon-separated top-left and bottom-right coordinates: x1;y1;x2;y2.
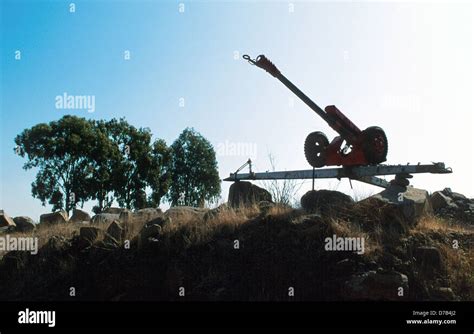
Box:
14;115;97;214
147;138;172;207
106;118;170;210
167;128;221;207
15;115;172;213
87;119;122;213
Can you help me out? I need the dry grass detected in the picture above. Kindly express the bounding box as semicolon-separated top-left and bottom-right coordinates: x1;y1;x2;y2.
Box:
1;203;473;301
329;218;382;258
439;243;474;300
408;214;474;300
3;208;469;263
413;215;473;234
160;205;260;248
0;205;261;259
0;223;81;258
267;204;294;217
123;219;145;241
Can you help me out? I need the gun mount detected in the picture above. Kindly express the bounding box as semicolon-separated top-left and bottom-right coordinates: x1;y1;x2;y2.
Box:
243;54;388;168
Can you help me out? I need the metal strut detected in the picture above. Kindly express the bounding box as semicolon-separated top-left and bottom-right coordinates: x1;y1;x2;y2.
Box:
224;162;452;189
233;159;254;181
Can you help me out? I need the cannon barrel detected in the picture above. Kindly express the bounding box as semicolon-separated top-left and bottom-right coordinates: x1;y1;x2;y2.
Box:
243;54;360;143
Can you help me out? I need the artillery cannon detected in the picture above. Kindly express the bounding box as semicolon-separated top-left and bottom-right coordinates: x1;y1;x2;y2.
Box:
243;54;388;168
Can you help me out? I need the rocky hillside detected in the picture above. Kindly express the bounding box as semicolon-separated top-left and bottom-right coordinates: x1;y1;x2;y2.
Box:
0;184;472;301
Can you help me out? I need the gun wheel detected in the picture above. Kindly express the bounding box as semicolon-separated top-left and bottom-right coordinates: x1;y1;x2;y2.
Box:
363;126;388;164
304;131;329;168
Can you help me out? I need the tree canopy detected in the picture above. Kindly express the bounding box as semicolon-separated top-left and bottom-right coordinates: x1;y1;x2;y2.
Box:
15;116;97;213
167;128;221;207
15;116;220;213
15;116;171;213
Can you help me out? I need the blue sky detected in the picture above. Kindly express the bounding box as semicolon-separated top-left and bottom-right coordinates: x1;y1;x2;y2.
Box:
1;0;473;220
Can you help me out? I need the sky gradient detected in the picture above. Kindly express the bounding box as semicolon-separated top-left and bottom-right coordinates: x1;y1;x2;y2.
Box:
1;0;473;220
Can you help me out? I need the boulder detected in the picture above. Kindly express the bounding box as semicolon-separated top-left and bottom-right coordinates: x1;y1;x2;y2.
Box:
79;226;101;243
91;213;120;225
38;235;71;257
12;216;35;232
432;188;474;223
451;192;467;202
132;208;163;223
97;208;163;224
365;186;432;226
106;220;124;243
301;190;354;214
140;223;163;241
70;209;91;223
414;246;443;272
39;210;68;225
138;222;163;248
164;206;207;222
103;207;126;215
430;191;452;211
344;270;409;300
228;181;272;207
0;210;16;228
430;287;457;301
441;188;467;201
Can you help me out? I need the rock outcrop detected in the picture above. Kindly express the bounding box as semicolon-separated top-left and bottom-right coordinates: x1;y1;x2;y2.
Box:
91;213;120;225
138;221;163;249
102;207;127;215
301;190;354;214
364;185;432;226
0;210;16;229
228;181;272;207
80;226;101;243
39;210;68;225
0;187;471;302
12;216;35;232
431;188;474;224
105;220;124;243
140;223;162;241
94;208;163;225
164;206;207;222
70;209;91;223
344;270;409;301
132;208;163;223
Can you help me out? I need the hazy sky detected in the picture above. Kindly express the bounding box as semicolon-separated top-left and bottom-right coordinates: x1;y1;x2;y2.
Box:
1;0;473;220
